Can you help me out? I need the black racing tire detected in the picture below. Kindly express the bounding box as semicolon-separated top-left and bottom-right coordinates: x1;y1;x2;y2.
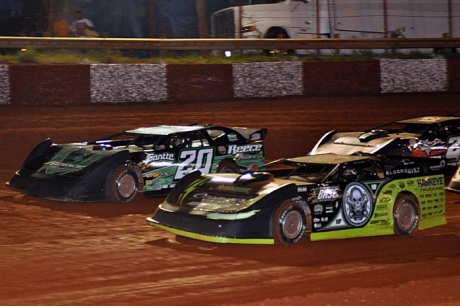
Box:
273;200;307;245
393;194;419;236
217;160;240;173
109;165;139;203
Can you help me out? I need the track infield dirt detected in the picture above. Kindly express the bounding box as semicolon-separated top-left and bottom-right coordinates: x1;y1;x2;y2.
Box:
1;94;460;306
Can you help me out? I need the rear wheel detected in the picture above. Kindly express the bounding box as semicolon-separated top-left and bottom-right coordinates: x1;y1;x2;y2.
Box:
109;165;139;203
217;160;239;173
273;200;306;245
393;194;419;236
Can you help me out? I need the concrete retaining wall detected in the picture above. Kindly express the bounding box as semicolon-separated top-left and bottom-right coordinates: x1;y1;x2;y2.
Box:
1;58;458;105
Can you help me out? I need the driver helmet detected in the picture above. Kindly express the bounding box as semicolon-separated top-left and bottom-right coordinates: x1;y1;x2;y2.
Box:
170;136;189;149
342;164;359;181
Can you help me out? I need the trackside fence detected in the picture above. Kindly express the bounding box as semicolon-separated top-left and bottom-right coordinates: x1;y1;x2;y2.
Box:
1;37;460;54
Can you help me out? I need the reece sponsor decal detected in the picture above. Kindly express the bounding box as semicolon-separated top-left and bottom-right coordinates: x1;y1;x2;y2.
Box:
227;144;263;154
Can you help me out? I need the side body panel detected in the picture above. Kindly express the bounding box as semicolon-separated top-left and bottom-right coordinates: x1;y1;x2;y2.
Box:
310;174;446;241
141;141;265;194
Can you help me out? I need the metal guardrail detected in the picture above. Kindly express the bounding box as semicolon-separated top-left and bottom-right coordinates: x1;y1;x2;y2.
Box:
0;36;460;50
1;36;460;51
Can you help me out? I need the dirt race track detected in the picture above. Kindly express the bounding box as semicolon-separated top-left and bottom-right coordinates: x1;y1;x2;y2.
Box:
1;95;460;306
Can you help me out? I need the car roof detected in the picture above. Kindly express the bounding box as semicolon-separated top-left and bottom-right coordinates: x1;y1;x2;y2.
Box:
288;154;374;165
126;125;208;135
396;116;460;124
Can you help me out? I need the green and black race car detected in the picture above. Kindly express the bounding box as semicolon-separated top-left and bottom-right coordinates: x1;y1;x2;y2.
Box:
147;154;446;245
7;124;267;203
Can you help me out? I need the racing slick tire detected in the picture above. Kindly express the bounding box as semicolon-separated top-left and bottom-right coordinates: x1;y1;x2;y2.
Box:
393;194;419;236
273;200;307;245
217;160;239;173
109;165;139;203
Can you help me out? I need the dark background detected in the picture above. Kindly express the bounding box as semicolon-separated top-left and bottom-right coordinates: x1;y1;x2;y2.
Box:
0;0;246;38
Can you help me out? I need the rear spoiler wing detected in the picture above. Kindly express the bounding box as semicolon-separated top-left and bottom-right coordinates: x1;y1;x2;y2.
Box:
231;127;268;142
249;128;267;142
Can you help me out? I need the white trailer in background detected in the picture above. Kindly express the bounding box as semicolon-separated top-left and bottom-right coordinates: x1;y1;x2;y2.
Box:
211;0;460;53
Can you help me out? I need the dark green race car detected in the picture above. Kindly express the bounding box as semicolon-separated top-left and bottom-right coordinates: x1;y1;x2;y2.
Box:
7;124;267;203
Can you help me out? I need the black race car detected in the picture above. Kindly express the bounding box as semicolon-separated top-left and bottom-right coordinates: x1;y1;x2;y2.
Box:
147;154;446;245
310;116;460;170
7;124;267;203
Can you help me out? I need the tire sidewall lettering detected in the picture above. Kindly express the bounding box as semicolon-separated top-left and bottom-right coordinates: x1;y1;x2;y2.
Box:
117;169;129;183
406;212;419;234
114;168;138;200
277;204;306;244
394;198;418;235
278;205;293;222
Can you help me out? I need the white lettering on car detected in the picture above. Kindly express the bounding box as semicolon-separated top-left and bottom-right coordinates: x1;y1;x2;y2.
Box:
227;144;263;155
145;153;175;163
174;148;214;180
446;135;460;159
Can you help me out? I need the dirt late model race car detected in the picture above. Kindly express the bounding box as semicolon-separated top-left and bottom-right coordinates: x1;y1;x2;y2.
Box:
6;124;267;203
147;154;446;245
310;116;460;171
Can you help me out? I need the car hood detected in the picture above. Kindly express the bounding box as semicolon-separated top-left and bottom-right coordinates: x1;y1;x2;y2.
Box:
37;145;131;175
161;172;314;217
311;131;418;155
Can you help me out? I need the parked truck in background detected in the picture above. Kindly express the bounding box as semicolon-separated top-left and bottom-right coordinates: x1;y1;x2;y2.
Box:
211;0;460;54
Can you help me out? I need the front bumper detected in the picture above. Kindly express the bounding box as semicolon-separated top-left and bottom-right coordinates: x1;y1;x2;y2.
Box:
7;170;110;202
146;208;275;245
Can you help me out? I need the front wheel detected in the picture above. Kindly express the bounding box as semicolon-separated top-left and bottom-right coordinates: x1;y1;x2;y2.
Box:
393;194;419;236
273;200;306;245
109;165;139;203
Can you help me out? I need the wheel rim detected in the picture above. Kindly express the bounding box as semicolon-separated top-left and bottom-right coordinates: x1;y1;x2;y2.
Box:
396;202;416;231
281;210;303;239
117;174;136;198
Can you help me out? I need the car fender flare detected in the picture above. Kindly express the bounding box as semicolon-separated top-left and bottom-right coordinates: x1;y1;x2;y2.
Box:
84;150;133;180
